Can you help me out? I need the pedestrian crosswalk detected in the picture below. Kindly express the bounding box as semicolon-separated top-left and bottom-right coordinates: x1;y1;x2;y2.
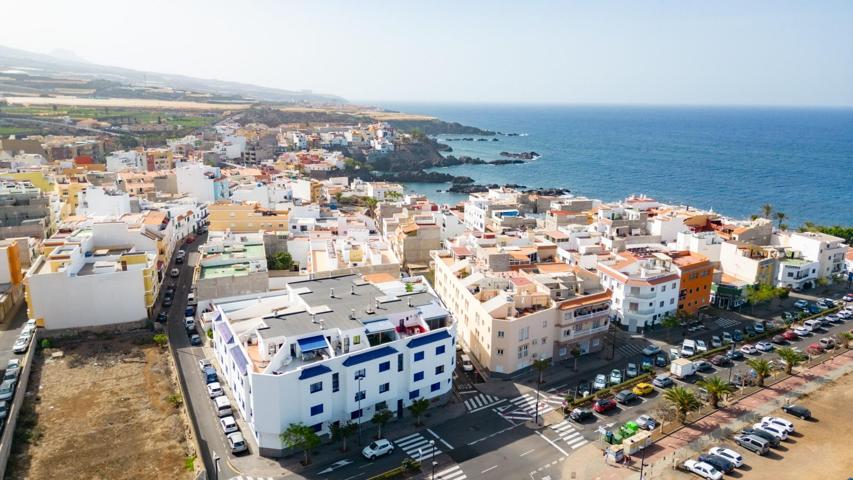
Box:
501;392;563;420
615;343;645;357
715;317;741;329
463;393;506;412
395;432;442;462
433;464;467;480
549;419;589;450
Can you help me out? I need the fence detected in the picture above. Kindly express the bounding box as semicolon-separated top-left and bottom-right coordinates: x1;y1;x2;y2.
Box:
0;330;38;479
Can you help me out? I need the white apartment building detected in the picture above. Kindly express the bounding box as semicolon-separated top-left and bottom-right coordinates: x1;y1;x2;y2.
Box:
76;186;132;217
676;231;723;262
25;221;159;330
207;274;455;456
776;256;819;290
176;162;224;203
782;231;848;279
365;182;404;201
105;150;145;172
597;248;680;332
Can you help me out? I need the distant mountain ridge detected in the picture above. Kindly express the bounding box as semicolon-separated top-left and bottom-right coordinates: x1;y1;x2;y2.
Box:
0;44;346;104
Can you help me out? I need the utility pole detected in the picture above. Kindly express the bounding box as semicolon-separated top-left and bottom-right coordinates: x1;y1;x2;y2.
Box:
356;372;365;445
430;440;436;479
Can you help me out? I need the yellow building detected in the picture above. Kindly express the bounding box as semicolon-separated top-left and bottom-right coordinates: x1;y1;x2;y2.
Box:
208;202;289;233
2;170;54;192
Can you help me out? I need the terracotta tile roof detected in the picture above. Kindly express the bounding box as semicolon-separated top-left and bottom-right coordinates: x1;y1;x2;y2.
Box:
558;290;611;309
537;263;572;273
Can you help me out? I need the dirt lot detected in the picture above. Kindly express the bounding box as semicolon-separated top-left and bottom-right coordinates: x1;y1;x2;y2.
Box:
666;369;853;479
7;333;195;480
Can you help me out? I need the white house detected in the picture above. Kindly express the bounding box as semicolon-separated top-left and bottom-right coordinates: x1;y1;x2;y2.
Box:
782;232;848;279
106;150;145;172
207;274;455;457
76;186;132;217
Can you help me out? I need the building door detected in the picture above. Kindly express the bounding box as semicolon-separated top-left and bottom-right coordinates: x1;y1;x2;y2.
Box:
397;399;403;418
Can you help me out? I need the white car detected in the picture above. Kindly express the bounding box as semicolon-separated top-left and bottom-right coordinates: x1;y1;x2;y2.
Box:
593;374;608;390
460;354;474;372
12;337;29;354
793;326;810;336
711;336;722;348
756;341;773;352
761;416;794;433
198;358;212;371
362;438;394;460
837;309;852;319
695;340;708;352
683;459;722;480
754;422;788;440
220;416;239;434
635;414;657;430
740;344;757;355
184;317;196;330
207;382;224;398
227;432;248;454
708;447;743;467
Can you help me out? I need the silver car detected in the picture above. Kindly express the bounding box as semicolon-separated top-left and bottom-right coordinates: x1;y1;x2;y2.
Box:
227;432;248;454
0;379;15;401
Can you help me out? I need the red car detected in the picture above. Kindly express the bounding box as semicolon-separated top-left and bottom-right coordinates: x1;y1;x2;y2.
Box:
593;398;617;413
185;235;196;244
807;343;824;354
782;330;799;341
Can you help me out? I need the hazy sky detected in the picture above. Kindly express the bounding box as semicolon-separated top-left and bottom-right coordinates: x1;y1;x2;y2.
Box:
3;1;852;106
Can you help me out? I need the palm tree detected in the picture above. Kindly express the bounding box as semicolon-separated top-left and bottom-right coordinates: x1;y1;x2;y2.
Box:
371;409;393;439
774;211;787;230
775;346;804;375
760;203;773;219
570;346;581;371
532;358;550;385
408;398;430;426
746;358;774;387
835;332;853;349
662;386;702;424
696;375;735;409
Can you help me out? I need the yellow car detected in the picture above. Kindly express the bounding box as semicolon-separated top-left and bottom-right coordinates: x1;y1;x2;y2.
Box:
632;382;654;396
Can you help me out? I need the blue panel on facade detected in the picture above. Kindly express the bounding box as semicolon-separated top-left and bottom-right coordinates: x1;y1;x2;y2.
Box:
298;335;328;352
342;346;398;367
406;329;451;349
229;346;249;375
299;364;332;380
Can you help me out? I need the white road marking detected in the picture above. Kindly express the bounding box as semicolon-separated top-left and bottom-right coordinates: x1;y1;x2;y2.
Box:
535;430;569;456
520;448;535;456
427;428;454;450
482;465;498;474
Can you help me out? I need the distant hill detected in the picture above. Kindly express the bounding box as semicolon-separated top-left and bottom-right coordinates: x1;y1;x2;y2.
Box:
0;44;346;105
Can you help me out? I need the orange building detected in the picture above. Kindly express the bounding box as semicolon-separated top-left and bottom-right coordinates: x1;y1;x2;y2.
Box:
670;251;714;314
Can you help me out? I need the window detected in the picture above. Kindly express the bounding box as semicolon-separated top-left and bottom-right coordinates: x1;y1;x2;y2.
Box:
497;331;505;338
435;345;445;355
332;373;340;392
414;351;425;362
351;409;362;420
659;301;664;307
541;337;547;344
431;382;441;392
353;335;361;345
518;327;530;341
379;383;390;393
354;391;366;402
375;401;387;411
559;347;567;357
435;365;445;375
414;371;424;382
310;404;324;416
354;369;366;380
379;361;390;372
662;285;666;292
397;353;404;372
497;349;504;356
309;381;322;394
409;389;420;400
670;298;675;305
311;422;323;432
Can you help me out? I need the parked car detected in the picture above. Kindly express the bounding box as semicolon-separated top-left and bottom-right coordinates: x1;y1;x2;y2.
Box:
0;400;7;420
793;299;809;309
741;427;781;447
220;416;239;434
782;311;795;322
745;325;755;337
807;304;823;314
593;374;608;391
641;345;661;356
669;347;680;360
162;297;173;308
362;439;394;460
695;339;708;352
708;447;743;467
793;326;811;336
654;353;668;367
460;354;474;372
807;343;825;354
609;369;623;385
156;312;168;323
206;382;224;398
771;334;787;344
5;359;20;378
732;329;744;342
227;432;248;454
4;367;18;383
783;329;800;341
0;379;15;401
569;407;594;422
761;416;794;433
819;337;835;349
756;341;774;352
711;336;722;348
190;334;202;346
614;390;638;404
625;363;638;378
12;337;29;354
592;398;617;413
184;317;196;330
652;374;673;388
753;422;788;440
698;454;735;474
632;382;654;396
722;332;734;344
576;380;592;398
754;323;766;333
694;360;714;372
733;433;770;455
185;235;196;244
635;414;657;430
682;459;722;480
740;344;757;355
641;356;653;370
710;355;729;367
170;268;180;278
781;404;812;419
843;293;853;302
199;359;212;371
726;350;744;361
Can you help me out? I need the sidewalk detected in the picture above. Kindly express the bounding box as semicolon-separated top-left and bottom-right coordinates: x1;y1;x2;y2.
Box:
556;349;853;480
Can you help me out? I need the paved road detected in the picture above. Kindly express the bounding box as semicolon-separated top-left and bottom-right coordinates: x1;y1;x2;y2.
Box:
0;303;28;372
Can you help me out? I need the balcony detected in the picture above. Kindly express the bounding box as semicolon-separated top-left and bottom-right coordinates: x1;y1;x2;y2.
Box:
625;290;656;300
562;324;610;340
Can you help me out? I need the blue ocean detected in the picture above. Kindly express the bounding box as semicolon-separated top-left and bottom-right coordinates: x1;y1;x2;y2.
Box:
378;103;853;226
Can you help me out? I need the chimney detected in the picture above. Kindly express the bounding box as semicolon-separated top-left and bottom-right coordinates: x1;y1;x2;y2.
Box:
350;308;356;320
407;297;412;307
311;313;317;323
375;298;381;310
351;284;356;295
329;287;335;298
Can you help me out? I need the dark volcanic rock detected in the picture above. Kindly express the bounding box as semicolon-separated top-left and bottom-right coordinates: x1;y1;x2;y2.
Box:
523;187;570;196
451;176;475;184
499;151;540;160
488;160;524;165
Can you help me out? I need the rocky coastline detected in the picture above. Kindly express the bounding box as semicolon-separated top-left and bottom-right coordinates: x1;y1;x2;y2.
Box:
499;151;540;160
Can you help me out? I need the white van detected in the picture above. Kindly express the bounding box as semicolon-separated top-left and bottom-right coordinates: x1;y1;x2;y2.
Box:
681;339;696;357
803;319;822;331
187;292;197;306
460;354;474;372
213;395;232;417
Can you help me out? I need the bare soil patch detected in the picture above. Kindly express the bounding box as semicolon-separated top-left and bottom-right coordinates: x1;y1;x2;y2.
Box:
7;333;194;480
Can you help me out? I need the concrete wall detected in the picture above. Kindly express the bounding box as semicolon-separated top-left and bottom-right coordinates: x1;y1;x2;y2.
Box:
0;330;37;477
196;272;269;301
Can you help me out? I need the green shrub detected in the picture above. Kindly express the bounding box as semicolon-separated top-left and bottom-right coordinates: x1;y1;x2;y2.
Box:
153;333;168;347
39;338;52;349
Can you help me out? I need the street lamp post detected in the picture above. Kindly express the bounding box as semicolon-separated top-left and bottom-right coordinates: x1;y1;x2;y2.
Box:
356;372;365;445
430;439;436;479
